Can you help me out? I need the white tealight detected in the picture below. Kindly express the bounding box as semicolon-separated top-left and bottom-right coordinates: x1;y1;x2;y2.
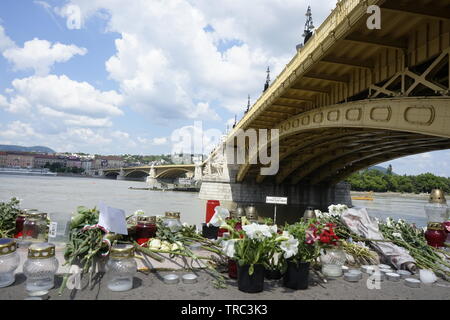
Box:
396;270;412;279
380;268;392;275
386;272;400;282
182;273;198;284
405;278;421;288
372;272;385;281
342;266;349;272
345;269;362;280
163;274;179;285
378;264;391;269
344;272;361;282
361;265;376;274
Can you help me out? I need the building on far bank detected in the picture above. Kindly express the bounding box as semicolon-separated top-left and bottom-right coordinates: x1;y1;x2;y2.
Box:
93;156;124;169
66;157;82;168
4;152;35;168
171;153;205;165
81;160;93;172
33;154;66;169
0;152;7;167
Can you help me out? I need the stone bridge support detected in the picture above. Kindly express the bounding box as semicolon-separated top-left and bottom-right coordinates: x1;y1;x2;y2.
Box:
199;148;351;224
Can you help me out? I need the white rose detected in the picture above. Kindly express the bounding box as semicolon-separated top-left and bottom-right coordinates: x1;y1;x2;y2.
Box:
149;239;161;250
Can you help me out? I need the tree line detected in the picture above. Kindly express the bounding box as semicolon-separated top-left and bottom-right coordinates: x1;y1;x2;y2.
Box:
345;167;450;193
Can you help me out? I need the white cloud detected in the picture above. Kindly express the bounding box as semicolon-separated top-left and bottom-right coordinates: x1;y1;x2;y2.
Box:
382;150;450;177
55;0;335;122
3;38;87;75
0;25;15;52
0;121;39;140
0;95;8;108
3;74;123;118
152;137;168;146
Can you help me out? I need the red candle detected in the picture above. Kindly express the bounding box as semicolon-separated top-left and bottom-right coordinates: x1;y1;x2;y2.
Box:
14;215;26;238
135;221;157;245
425;223;447;248
228;259;238;279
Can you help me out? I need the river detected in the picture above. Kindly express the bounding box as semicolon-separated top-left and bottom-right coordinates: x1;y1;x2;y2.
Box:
0;175;430;231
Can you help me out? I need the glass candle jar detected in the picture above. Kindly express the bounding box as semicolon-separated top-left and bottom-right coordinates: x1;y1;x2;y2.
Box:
425;222;447;248
23;212;48;241
135;216;157;245
23;217;39;240
23;243;59;291
320;248;346;277
0;239;20;288
425;203;448;223
14;214;26;239
228;259;238;279
106;244;137;292
162;212;183;232
36;212;49;241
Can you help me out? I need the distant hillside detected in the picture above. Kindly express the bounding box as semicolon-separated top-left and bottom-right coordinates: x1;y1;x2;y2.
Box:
0;145;55;154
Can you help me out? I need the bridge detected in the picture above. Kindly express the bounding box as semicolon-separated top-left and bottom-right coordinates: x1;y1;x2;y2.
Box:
100;164;200;184
197;0;450;219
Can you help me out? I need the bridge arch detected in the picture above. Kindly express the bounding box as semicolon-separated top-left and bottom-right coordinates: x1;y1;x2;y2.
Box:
236;97;450;185
124;170;149;179
104;171;120;179
155;168;191;179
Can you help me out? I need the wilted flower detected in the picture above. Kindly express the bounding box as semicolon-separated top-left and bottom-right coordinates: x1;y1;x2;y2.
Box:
221;239;237;258
314;210;323;218
392;232;402;239
149;238;161;250
208;206;230;227
134;209;145;216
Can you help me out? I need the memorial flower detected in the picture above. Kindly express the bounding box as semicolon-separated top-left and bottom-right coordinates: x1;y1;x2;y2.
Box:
208;206;230;227
221;239;237;258
279;232;299;259
242;223;277;240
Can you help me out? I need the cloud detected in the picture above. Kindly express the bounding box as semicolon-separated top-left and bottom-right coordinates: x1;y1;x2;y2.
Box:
382;150;450;177
0;121;39;140
0;25;15;52
152;137;168;146
54;0;336;122
3;38;87;75
3;74;122;118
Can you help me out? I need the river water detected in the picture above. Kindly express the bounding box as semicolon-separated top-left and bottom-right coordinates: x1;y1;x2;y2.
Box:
0;175;430;231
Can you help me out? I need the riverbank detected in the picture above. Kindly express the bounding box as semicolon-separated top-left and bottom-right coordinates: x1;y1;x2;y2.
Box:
351;191;429;200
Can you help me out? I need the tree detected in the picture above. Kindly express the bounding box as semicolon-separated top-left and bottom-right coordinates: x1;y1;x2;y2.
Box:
387;164;393;175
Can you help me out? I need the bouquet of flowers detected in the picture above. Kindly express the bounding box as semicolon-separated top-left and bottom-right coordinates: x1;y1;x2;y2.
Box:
0;198;21;238
379;217;450;280
221;222;280;275
280;221;320;264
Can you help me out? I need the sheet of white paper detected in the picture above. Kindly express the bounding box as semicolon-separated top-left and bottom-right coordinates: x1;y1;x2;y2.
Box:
98;201;128;235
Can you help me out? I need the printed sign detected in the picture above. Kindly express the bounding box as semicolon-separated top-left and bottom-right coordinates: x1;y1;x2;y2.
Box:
266;196;288;205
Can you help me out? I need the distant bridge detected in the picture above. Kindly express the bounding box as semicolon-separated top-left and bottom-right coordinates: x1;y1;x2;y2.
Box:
100;164;200;182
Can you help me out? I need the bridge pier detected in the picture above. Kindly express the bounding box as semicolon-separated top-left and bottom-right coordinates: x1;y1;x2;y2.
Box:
199;159;351;224
199;180;351;224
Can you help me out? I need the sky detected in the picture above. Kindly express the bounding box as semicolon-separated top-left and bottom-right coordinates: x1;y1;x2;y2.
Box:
0;0;449;177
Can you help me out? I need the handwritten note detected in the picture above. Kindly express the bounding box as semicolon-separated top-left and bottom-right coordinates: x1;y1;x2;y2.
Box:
98;201;128;235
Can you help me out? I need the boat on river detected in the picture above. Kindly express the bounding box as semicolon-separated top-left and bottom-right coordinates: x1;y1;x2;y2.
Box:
352;191;374;201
